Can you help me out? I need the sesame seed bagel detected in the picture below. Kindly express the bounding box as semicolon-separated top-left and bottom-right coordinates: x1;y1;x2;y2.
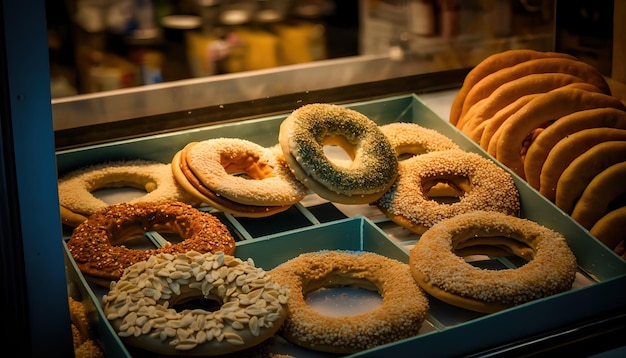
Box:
268;250;429;354
67;201;236;286
278;103;398;204
376;149;520;235
103;251;289;356
410;211;578;313
58;159;199;227
172;139;307;217
379;122;459;160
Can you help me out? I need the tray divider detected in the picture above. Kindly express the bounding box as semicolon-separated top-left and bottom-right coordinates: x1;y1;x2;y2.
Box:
223;212;254;241
294;202;322;225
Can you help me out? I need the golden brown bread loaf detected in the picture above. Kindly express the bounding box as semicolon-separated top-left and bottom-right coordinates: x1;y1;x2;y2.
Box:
450;49;626;258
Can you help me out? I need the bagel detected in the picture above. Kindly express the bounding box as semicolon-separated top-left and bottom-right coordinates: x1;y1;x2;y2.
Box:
379;122;459;160
58;159;200;227
278;103;398;204
69;297;104;357
172;146;287;217
449;49;577;125
410;210;578;313
556;141;626;214
172;139;308;217
376;150;520;234
476;82;602;150
457;73;589;132
525;108;626;190
66;201;236;286
589;206;626;255
570;162;626;230
459;57;611;123
489;87;626;178
539;128;626;201
268;250;429;354
103;250;289;356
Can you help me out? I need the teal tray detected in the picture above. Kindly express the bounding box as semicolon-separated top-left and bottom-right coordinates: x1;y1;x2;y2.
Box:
59;94;626;357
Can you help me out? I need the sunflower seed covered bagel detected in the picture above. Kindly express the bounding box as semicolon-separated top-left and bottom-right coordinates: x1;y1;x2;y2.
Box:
103;250;289;356
410;211;578;313
279;103;398;204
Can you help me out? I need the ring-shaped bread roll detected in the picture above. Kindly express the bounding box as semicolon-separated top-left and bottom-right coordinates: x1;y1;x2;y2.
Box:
457;73;588;132
489;87;626;178
459;57;611;122
66;201;236;286
268;250;429;354
58;159;199;227
570;161;626;230
376;150;520;234
539;128;626;201
524;108;626;190
555;141;626;214
449;49;576;125
379;122;459;160
103;251;289;356
589;206;626;255
172;139;308;217
279;103;398;204
410;210;578;313
469;83;601;147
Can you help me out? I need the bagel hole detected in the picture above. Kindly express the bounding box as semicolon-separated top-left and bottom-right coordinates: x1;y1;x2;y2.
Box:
305;275;382;316
113;235;156;250
170;296;222;313
222;152;274;179
92;186;149;204
110;227;184;249
323;144;353;167
453;235;534;265
422;176;469;204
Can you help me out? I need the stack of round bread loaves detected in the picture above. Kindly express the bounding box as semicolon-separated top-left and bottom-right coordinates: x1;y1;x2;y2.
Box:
450;49;626;258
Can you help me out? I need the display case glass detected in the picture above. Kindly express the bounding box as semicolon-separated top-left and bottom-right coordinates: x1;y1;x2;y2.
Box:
2;1;625;356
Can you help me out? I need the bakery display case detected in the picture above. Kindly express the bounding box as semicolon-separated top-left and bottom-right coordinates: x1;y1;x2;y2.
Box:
57;94;626;357
2;0;625;357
